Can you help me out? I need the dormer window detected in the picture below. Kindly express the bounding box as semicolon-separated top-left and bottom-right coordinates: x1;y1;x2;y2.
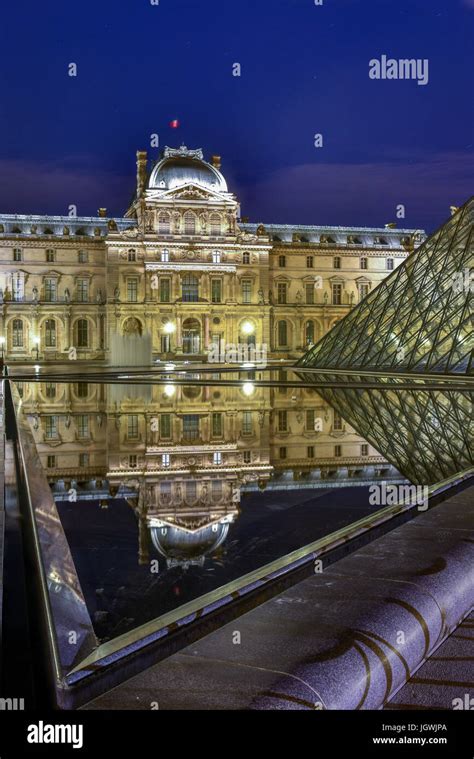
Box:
376;237;388;246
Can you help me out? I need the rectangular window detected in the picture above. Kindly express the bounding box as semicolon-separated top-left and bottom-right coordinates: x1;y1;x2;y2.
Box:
129;454;138;468
76;382;89;398
161;481;172;501
333;257;341;269
242;411;253;436
360;257;368;270
333;411;343;430
242;251;250;264
279;446;287;460
161;453;170;468
278;410;288;432
305;409;315;431
161;334;171;353
44;278;57;302
361;444;369;456
77;278;89;302
212;251;221;263
12;273;24;301
45;416;58;440
127;278;138;302
47;455;56;468
161;249;170;262
78;250;88;263
45;382;56;399
307;446;314;458
13;248;22;262
79;453;89;468
278;369;287;394
46;249;55;263
278;255;286;268
211;412;223;438
386;258;394;270
305;284;314;304
128;250;136;262
77;415;89;439
160;413;171;439
243;450;251;464
213;451;222;465
335;444;342;457
241;279;252;304
159;213;171;233
183;414;199;441
127;414;139;439
306;256;314;268
332;284;342;305
211;279;222;303
358;283;369;301
159;278;170;303
277;282;287;304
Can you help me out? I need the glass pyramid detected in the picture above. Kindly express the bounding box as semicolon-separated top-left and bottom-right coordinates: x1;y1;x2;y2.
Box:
299;374;473;485
298;197;474;375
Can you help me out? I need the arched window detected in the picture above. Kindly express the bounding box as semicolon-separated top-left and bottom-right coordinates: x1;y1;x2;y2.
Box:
182;274;199;303
158;213;170;234
77;319;89;348
278;320;288;347
184;212;196;235
45;319;56;348
12;318;24;347
305;321;315;346
209;213;221;236
242;251;250;264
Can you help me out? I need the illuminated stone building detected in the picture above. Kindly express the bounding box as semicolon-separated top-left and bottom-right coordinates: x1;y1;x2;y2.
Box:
0;145;424;362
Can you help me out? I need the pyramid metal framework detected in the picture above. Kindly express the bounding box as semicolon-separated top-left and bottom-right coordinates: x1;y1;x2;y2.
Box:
298;198;474;375
304;376;473;485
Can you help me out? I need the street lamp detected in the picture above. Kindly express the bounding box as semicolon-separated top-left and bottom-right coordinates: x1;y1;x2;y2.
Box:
33;336;40;361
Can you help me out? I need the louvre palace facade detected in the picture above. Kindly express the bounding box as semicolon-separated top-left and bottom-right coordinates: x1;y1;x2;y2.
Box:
0;144;425;363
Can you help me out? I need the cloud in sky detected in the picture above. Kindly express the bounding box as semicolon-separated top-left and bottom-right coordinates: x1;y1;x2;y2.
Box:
0;151;472;233
237;151;474;232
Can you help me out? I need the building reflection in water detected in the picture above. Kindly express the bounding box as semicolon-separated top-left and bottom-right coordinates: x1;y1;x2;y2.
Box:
15;377;403;567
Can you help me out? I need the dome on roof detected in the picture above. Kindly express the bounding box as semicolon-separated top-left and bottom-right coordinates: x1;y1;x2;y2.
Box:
148;145;228;193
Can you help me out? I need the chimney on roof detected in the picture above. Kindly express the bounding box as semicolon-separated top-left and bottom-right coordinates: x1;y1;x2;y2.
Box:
450;206;459;216
211;155;222;170
136;150;148;199
97;208;107;217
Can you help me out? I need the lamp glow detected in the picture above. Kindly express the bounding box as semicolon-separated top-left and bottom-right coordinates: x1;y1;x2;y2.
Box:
242;382;255;397
33;336;40;346
164;384;175;397
241;320;255;335
163;321;176;334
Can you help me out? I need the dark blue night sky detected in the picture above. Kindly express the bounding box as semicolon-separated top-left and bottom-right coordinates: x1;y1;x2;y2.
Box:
0;0;472;231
